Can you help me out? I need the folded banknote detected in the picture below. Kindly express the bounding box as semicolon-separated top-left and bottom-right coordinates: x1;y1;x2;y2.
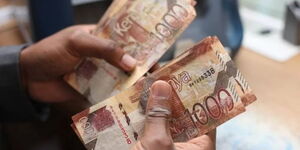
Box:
65;0;197;104
71;37;257;150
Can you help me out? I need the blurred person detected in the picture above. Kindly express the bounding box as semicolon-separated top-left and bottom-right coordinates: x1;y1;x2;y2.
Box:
0;25;214;149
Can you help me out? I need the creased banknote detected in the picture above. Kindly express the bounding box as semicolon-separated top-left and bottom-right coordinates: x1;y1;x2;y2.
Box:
71;37;257;150
65;0;197;104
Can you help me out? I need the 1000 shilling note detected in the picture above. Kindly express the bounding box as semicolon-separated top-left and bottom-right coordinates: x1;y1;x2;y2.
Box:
72;37;257;150
65;0;196;104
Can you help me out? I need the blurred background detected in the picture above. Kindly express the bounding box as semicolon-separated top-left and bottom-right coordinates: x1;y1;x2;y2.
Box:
0;0;299;150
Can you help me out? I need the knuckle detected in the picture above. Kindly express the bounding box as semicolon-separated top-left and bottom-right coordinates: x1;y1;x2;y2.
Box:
67;25;84;31
103;39;118;51
103;43;123;59
146;136;173;149
68;30;85;45
66;30;86;57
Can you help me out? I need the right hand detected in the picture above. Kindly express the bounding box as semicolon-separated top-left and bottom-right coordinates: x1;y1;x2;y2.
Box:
132;80;215;150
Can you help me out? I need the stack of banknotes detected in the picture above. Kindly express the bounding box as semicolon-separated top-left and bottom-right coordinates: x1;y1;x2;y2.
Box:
66;0;257;150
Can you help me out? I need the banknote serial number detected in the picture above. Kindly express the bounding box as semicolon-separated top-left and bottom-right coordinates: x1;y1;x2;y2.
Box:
168;68;216;92
189;68;215;88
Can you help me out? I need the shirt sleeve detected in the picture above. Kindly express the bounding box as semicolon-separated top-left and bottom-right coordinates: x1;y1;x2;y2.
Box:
0;45;49;122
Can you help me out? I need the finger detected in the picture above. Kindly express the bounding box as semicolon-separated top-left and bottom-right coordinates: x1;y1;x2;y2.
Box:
206;129;216;150
141;80;174;150
188;133;215;150
146;80;172;119
192;0;197;6
131;141;145;150
174;130;216;150
174;143;201;150
72;25;96;33
68;31;136;72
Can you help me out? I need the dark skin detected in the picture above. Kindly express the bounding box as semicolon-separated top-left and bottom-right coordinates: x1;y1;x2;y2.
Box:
20;25;136;103
20;25;215;149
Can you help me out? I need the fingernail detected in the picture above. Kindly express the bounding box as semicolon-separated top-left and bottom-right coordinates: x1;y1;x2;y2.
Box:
121;54;137;70
148;81;172;116
151;80;171;100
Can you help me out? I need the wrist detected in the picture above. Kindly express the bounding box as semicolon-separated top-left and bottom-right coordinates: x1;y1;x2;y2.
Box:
20;47;30;92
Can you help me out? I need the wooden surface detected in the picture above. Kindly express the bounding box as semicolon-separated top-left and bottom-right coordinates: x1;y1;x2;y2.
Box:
235;47;300;138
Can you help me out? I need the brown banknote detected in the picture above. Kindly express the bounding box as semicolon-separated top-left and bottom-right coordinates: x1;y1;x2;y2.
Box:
71;37;257;150
65;0;197;104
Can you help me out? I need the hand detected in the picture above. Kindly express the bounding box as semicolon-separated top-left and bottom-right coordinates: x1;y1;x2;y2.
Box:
132;81;215;150
20;25;137;103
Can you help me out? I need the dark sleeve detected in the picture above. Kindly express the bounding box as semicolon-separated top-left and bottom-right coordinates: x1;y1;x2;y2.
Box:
0;45;49;122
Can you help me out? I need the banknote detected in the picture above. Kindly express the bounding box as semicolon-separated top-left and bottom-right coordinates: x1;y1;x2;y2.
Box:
71;37;257;150
71;123;83;143
65;0;197;104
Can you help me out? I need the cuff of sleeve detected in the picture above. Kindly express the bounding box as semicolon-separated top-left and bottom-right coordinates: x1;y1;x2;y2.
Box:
0;45;49;122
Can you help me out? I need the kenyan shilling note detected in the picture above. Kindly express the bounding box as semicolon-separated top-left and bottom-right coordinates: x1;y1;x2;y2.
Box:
65;0;197;104
71;36;257;150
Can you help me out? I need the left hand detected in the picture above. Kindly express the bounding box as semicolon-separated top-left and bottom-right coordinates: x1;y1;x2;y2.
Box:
20;25;137;103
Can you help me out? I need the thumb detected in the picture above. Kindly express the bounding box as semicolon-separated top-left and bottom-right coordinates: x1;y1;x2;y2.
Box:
141;80;174;150
68;30;136;71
